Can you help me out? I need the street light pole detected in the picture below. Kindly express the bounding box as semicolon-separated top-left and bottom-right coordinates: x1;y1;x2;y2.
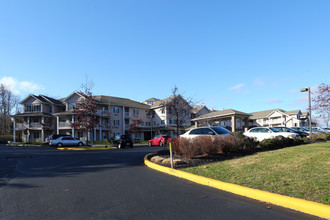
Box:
300;87;312;135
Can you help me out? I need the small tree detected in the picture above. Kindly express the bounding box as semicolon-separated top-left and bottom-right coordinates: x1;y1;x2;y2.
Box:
312;83;330;127
161;86;192;136
128;118;143;140
0;84;19;135
70;81;98;144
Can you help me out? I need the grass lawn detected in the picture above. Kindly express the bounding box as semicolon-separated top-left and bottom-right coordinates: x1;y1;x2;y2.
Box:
184;141;330;205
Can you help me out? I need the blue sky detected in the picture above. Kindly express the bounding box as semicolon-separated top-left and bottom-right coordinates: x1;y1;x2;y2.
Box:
0;0;329;114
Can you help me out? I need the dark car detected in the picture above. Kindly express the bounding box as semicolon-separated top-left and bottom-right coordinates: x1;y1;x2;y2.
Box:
112;135;133;149
275;127;308;138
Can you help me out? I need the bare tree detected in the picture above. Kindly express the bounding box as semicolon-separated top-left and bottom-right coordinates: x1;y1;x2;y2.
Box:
312;83;330;127
0;84;20;135
161;86;193;136
70;81;98;143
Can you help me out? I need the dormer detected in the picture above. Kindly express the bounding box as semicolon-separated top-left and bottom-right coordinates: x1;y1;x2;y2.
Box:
62;92;85;111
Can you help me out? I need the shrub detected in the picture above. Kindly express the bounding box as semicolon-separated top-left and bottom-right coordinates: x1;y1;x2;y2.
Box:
198;136;217;156
230;132;259;152
218;135;236;154
171;138;201;159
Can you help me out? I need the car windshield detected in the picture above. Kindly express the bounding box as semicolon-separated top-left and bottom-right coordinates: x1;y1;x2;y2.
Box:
269;127;280;132
212;127;231;134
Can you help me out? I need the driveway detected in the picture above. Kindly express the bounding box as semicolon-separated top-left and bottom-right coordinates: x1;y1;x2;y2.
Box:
0;145;318;219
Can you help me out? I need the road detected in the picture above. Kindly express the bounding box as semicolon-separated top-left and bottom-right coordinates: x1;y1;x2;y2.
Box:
0;145;318;220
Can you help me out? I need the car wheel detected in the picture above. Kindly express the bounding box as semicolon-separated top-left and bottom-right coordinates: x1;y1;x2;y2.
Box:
159;141;163;146
118;143;122;149
148;142;152;147
57;143;63;147
78;142;83;147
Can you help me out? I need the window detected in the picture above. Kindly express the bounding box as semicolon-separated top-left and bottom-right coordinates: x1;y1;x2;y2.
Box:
189;128;201;135
161;120;165;125
113;120;120;126
145;122;151;126
33;132;40;139
49;106;53;113
133;109;139;115
153;121;156;126
33;118;39;123
136;133;141;138
201;128;214;135
169;119;177;124
261;128;270;133
140;122;144;126
250;128;260;133
113;107;120;114
32;105;41;112
25;105;32;112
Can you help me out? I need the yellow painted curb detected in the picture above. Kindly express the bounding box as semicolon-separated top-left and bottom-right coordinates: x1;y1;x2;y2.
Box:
58;147;116;150
144;154;330;219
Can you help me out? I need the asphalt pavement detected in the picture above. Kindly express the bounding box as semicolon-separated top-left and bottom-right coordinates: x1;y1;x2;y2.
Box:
0;144;320;220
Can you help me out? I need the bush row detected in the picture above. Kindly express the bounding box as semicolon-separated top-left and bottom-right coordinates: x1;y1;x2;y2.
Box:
170;132;330;159
171;132;258;159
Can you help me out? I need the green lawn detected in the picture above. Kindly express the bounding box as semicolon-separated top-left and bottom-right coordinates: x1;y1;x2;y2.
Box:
184;141;330;205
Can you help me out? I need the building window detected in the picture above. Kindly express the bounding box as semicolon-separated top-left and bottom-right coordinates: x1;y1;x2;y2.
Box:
133;109;139;115
140;122;144;126
33;105;41;112
169;119;177;124
113;120;120;126
135;133;141;138
25;106;32;112
145;122;151;126
161;120;165;125
49;106;52;113
33;132;40;139
113;107;120;114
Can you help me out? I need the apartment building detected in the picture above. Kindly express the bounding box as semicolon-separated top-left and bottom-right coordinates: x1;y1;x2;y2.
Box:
12;92;196;142
192;108;309;132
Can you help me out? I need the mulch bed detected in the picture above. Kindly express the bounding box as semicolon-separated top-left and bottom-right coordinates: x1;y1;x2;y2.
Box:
148;150;254;169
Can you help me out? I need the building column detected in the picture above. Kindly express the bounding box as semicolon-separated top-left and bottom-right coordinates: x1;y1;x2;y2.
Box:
27;116;30;142
231;115;236;132
99;117;102;141
94;128;96;141
41;116;44;142
244;118;249;132
122;106;125;135
13;118;16;142
56;116;59;134
71;115;75;137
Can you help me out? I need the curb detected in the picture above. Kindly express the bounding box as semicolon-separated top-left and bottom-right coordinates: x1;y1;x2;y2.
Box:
144;154;330;219
57;147;116;151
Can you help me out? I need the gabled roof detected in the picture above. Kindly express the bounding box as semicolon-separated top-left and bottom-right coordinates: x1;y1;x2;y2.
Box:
40;95;65;106
191;105;209;114
249;109;284;120
286;110;301;115
93;95;151;109
151;95;190;109
143;98;160;102
63;91;84;101
192;109;251;121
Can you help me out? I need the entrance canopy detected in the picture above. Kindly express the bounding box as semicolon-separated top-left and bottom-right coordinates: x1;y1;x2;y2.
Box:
192;109;251;132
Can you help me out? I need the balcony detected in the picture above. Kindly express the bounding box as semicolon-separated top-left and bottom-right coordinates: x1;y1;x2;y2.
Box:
58;122;72;128
16;123;28;130
124;112;131;118
96;110;110;116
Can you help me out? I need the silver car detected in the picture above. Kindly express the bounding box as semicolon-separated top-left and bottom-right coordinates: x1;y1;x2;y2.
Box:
180;126;231;139
50;136;86;147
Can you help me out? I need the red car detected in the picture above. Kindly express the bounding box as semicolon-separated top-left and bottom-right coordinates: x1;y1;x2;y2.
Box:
148;135;170;146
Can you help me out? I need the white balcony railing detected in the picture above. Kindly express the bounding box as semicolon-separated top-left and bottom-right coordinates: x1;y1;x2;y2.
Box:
125;112;131;118
59;122;71;128
96;110;110;116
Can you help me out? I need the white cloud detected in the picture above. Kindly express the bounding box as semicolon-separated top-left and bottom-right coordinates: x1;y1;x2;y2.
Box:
265;98;283;104
0;76;44;95
254;78;265;86
229;83;245;91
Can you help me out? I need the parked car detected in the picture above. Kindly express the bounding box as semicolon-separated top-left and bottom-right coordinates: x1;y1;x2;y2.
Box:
50;136;86;147
179;126;231;139
112;135;133;149
274;126;308;138
46;134;70;143
148;135;170;146
243;127;299;141
313;127;330;133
